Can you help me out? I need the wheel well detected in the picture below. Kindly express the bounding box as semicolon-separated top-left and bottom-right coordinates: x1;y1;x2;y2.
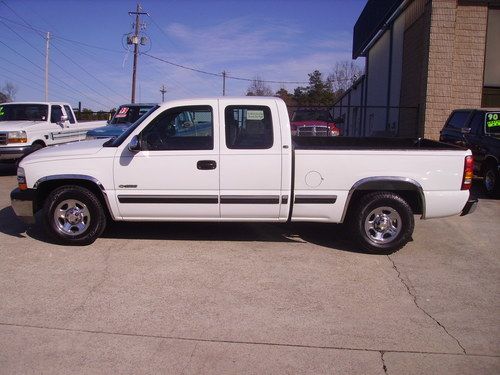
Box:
34;179;111;217
32;140;46;147
346;189;423;220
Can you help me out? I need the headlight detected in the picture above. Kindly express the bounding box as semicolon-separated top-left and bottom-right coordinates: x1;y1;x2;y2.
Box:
7;131;27;143
17;167;27;190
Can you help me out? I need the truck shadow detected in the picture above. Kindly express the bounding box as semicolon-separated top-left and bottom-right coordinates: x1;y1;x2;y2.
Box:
0;206;386;254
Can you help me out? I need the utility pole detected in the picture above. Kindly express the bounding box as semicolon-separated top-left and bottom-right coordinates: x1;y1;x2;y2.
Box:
128;3;148;103
222;70;226;96
160;84;167;102
45;31;50;101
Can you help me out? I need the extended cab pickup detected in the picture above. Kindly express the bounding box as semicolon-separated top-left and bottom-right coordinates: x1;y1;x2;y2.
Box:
11;97;477;252
0;102;105;161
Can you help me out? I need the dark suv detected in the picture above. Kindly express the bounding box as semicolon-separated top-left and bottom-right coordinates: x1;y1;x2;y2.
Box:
440;109;500;196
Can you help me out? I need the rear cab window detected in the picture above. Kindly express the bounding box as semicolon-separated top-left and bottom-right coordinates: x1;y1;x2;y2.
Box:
224;105;273;149
446;111;472;129
63;105;76;124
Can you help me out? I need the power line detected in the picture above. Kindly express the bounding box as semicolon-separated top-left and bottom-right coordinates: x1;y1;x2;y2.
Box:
141;52;310;84
0;14;116;107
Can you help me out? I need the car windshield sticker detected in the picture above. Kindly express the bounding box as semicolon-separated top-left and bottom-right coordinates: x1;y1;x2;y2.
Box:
0;106;4;117
485;112;500;130
115;107;130;118
246;110;264;121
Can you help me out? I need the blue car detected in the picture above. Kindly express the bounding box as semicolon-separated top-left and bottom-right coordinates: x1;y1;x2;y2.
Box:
86;103;156;140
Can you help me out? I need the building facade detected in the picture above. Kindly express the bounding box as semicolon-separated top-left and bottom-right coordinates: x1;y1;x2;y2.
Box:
333;0;500;139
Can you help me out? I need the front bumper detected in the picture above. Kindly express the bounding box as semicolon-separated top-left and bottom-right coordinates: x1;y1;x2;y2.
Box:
0;145;34;161
460;198;478;216
10;188;36;224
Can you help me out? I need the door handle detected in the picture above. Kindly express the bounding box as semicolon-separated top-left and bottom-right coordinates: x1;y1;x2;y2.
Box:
197;160;217;170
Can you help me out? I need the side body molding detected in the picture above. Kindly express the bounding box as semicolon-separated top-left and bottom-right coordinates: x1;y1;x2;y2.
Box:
340;176;426;222
34;174;116;220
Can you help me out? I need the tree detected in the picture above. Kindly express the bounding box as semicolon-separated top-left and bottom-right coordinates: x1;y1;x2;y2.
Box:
275;87;296;107
246;77;274;96
291;70;335;106
0;82;18;102
329;60;363;93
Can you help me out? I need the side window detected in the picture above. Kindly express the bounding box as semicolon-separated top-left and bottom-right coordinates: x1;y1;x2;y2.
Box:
140;105;213;151
446;111;471;129
469;112;484;135
225;105;273;149
50;105;63;123
63;105;76;124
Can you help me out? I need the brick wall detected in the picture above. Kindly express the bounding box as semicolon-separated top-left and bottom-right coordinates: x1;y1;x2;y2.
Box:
423;0;488;139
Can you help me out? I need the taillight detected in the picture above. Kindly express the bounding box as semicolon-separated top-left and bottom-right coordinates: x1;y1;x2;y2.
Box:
462;155;474;190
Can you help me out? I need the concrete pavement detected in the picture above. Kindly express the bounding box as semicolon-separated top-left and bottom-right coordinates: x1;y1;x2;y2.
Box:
0;163;498;374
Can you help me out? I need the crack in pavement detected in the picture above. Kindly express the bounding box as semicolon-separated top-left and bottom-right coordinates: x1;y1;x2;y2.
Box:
65;245;112;321
386;254;467;354
380;351;388;374
2;321;498;358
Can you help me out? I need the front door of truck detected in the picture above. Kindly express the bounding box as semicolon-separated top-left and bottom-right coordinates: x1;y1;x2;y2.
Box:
113;102;220;220
219;99;283;220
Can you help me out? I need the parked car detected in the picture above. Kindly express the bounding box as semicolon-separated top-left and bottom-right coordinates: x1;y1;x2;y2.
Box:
439;108;500;196
85;103;156;140
11;97;476;252
0;102;105;162
290;109;341;136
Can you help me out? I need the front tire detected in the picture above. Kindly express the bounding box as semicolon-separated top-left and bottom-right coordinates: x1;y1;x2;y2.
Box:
42;185;106;245
348;192;414;254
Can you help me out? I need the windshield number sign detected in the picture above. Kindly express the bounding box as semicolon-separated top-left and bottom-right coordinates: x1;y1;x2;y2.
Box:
115;107;129;118
486;112;500;129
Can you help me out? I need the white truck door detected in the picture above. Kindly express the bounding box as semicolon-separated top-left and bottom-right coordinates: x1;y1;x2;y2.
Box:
113;102;220;220
49;105;81;143
219;99;283;220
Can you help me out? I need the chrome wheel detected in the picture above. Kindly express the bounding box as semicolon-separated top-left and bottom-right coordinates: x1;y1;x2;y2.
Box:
53;199;91;236
364;206;402;244
485;169;495;192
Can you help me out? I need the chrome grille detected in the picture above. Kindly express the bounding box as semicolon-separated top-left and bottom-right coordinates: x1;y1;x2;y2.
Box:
0;132;7;145
297;126;330;137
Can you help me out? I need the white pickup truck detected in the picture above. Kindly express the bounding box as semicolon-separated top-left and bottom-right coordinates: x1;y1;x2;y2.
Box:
0;102;105;161
10;97;477;252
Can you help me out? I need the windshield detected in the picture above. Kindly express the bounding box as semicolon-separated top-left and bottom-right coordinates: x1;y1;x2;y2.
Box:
104;105;160;147
291;110;333;122
485;112;500;135
0;104;49;122
110;105;154;125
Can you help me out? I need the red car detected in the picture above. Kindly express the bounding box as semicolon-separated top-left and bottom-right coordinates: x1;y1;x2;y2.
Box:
290;109;341;136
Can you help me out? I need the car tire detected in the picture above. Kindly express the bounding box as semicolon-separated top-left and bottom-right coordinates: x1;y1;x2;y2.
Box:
483;163;500;197
347;192;414;254
42;185;106;245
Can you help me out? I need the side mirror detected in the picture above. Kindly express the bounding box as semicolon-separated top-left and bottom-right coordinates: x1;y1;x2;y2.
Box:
128;135;141;152
57;115;68;126
461;127;471;134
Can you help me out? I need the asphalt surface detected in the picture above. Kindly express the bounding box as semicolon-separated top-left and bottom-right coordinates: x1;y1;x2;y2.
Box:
0;162;498;374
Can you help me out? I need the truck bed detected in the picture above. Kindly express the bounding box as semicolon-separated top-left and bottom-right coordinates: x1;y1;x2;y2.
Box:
292;137;464;150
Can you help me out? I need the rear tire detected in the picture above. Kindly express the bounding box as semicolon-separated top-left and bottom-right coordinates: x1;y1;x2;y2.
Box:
42;185;106;245
347;192;414;254
483;163;500;197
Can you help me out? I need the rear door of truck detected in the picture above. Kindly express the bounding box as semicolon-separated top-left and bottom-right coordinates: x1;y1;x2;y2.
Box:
218;99;289;220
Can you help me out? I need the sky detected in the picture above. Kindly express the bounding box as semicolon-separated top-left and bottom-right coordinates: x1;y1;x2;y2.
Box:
0;0;366;110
